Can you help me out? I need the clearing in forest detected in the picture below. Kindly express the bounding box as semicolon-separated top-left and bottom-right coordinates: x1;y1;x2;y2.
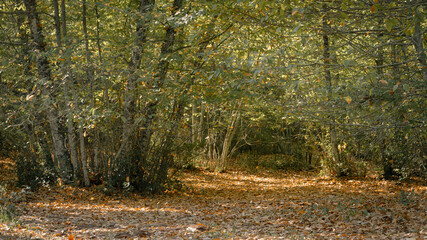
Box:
0;165;426;239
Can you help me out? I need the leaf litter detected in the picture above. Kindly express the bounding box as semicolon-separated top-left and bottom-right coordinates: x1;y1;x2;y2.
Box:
0;168;425;239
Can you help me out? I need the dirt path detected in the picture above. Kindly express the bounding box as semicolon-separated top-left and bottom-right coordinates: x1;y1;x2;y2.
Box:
1;169;426;239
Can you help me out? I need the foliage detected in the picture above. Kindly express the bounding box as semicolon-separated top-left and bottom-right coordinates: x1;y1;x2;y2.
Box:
16;154;57;191
0;0;426;192
0;183;25;224
235;153;312;171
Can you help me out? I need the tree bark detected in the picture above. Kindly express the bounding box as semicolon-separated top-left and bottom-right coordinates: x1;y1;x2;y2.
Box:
322;3;340;171
94;2;105;173
53;0;80;183
110;0;155;182
199;103;205;142
79;0;92;187
17;13;31;77
139;0;184;156
412;4;427;83
191;103;197;144
24;0;72;183
217;101;242;172
374;18;392;179
133;0;185;190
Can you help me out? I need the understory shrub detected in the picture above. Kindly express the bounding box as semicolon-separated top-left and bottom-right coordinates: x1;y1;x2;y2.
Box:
236;153;312;171
0;183;27;224
16;155;57;190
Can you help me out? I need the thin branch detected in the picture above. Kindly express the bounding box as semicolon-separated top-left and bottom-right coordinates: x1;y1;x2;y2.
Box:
0;41;25;46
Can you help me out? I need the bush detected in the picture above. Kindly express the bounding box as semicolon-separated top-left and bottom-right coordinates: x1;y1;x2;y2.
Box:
16;155;57;190
236;153;311;171
334;158;368;178
0;183;27;224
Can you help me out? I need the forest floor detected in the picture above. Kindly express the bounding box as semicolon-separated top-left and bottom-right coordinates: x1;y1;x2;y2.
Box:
0;158;426;239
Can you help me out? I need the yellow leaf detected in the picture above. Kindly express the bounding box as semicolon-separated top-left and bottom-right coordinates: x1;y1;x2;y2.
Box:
26;95;34;101
344;96;352;104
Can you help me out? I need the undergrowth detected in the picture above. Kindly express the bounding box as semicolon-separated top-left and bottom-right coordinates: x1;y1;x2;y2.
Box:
0;183;27;224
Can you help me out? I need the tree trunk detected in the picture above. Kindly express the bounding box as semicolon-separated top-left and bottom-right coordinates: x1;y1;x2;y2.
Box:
412;4;427;83
17;13;31;77
79;0;92;187
217;101;242;172
24;0;72;183
136;0;185;180
199;102;205;142
110;0;155;183
374;18;392;179
322;3;340;172
191;103;197;144
53;0;80;183
94;3;105;173
113;0;185;191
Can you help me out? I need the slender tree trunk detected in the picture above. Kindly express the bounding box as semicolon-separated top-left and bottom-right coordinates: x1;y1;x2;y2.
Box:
139;0;184;143
77;111;89;186
58;0;90;186
199;103;205;142
322;3;340;171
191;103;197;144
112;0;185;190
137;0;184;177
24;0;72;183
53;0;80;182
94;3;109;111
412;5;427;82
78;0;92;187
94;2;106;173
149;99;185;191
17;13;31;77
110;0;155;182
189;16;217;145
374;19;393;179
140;0;183;189
217;101;242;172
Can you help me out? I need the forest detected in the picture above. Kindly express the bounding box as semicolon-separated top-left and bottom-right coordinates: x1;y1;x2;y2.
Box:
0;0;426;239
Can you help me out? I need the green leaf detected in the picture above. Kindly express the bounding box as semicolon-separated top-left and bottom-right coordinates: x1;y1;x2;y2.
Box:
393;84;399;92
386;19;395;32
343;59;356;67
403;84;410;92
292;25;301;33
340;12;349;19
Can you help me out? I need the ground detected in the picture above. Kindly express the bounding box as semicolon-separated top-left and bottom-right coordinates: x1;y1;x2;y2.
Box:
0;158;426;239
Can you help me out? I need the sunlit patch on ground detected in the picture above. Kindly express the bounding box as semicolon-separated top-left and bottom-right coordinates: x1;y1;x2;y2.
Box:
0;164;426;239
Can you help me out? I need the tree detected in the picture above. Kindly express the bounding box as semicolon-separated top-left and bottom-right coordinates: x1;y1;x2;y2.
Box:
23;0;72;183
